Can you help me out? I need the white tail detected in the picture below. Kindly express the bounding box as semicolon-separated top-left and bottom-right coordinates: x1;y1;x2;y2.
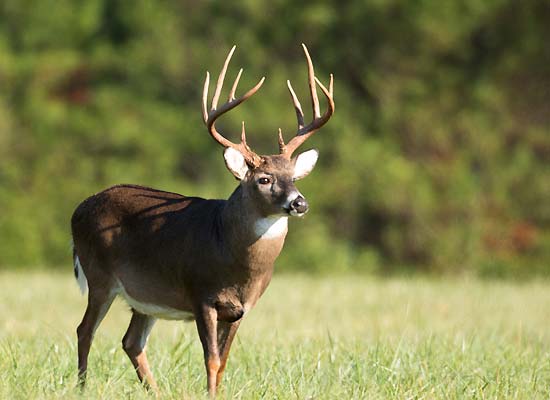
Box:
73;254;88;295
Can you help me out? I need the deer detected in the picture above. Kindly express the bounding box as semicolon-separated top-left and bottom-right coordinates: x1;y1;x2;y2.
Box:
71;44;334;397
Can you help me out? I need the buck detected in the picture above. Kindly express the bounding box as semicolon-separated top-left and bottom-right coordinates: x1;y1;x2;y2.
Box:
71;44;334;397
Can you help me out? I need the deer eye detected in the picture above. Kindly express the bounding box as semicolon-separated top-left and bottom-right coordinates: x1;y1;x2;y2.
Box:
258;177;271;185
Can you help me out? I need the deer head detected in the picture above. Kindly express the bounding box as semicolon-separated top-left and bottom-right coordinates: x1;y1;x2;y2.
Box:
202;44;335;218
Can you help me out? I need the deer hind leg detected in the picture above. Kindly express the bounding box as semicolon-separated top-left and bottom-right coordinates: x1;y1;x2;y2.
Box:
195;304;220;397
215;320;241;388
76;286;116;387
122;311;158;393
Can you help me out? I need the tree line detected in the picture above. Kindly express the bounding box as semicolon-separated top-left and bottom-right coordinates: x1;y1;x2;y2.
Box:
0;0;548;276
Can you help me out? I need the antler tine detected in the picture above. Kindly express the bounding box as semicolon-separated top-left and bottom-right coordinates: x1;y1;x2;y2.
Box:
229;69;243;102
286;80;305;130
202;71;210;124
241;121;247;145
278;128;286;154
280;44;335;158
302;43;321;118
202;46;265;166
212;45;236;110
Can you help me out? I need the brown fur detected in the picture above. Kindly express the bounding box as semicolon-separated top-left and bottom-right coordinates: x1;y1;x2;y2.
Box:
72;154;308;396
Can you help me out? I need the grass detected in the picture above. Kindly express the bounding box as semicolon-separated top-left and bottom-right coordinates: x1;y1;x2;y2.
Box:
1;271;550;399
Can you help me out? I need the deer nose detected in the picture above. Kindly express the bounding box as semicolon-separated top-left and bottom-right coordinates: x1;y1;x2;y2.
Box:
289;196;309;215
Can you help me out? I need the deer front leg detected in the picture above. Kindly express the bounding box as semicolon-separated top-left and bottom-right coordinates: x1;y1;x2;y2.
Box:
195;303;219;397
216;320;241;388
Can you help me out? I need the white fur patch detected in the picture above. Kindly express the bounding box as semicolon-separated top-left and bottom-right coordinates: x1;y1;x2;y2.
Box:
117;281;193;321
293;149;319;180
224;147;249;180
254;216;288;239
74;256;88;294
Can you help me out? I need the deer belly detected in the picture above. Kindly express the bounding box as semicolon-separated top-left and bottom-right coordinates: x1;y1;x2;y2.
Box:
117;282;194;321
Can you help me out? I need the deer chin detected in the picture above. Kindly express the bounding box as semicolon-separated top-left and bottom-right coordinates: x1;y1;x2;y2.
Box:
281;206;308;217
289;209;308;217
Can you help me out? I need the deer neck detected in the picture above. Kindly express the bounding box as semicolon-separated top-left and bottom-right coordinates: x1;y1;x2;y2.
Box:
221;186;288;258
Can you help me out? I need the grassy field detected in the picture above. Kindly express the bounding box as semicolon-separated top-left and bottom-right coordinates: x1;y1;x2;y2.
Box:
1;272;550;399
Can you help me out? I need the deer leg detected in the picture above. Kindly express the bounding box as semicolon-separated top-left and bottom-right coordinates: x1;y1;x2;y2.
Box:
215;320;241;388
195;304;219;397
76;289;116;387
122;311;158;393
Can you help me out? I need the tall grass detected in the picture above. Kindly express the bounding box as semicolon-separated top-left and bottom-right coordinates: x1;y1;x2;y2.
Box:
1;272;550;399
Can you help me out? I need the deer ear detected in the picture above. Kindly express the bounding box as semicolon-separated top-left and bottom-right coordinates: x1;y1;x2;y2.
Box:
293;149;319;180
224;147;249;180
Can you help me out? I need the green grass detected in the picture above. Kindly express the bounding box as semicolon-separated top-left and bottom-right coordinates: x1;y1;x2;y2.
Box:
1;272;550;399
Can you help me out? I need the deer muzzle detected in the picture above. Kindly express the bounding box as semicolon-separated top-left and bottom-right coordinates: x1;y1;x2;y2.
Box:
289;196;309;216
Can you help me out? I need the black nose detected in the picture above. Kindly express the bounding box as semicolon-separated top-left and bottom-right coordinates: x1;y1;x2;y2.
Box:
290;196;309;214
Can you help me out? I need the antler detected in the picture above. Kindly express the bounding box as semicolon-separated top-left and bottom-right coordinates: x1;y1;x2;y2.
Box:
279;44;335;158
202;45;265;167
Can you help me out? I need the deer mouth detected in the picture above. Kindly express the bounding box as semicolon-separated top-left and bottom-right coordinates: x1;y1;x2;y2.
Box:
282;206;308;217
290;209;308;217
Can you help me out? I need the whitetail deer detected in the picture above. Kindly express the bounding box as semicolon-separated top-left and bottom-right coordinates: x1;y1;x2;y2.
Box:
71;44;334;397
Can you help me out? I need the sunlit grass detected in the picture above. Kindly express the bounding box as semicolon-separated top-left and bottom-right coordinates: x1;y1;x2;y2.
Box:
1;271;550;399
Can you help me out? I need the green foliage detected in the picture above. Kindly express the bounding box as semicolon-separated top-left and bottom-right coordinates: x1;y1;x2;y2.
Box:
0;0;548;275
